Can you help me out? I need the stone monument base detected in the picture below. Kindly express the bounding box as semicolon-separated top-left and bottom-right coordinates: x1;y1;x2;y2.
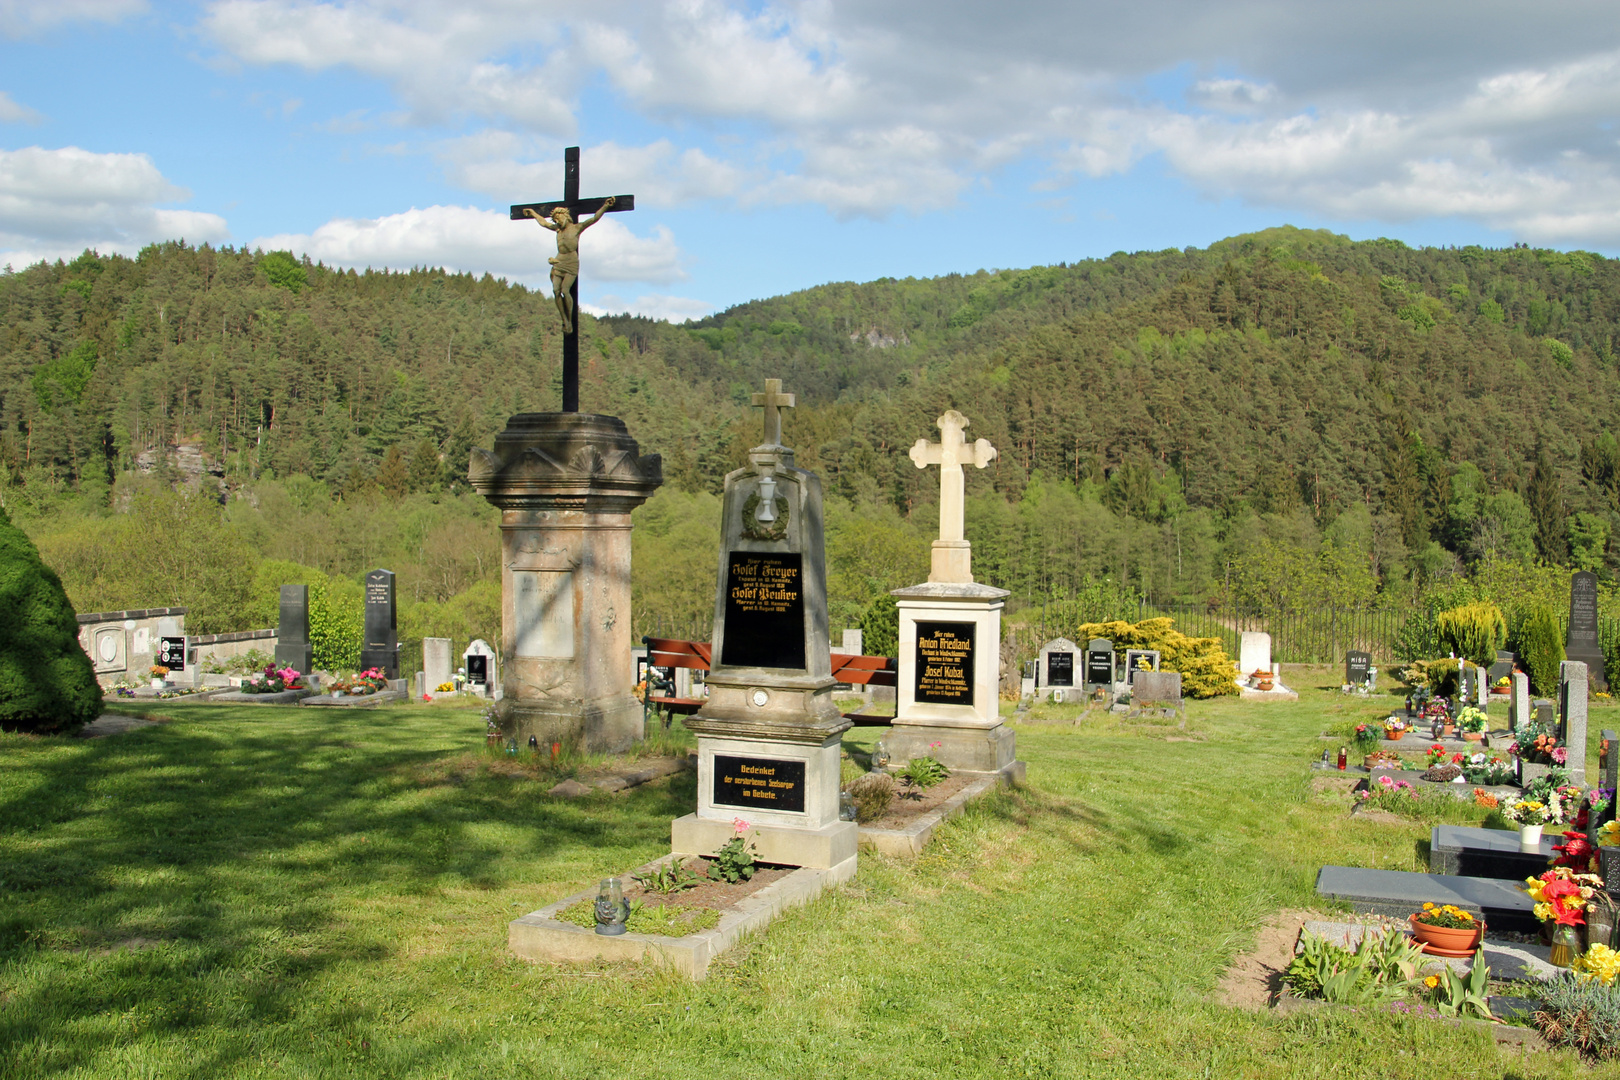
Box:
671;815;857;870
274;643;313;675
886;722;1018;774
499;693;643;754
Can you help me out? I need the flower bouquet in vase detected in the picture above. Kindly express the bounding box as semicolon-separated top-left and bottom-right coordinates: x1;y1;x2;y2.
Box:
1524;867;1605;966
1503;797;1558;851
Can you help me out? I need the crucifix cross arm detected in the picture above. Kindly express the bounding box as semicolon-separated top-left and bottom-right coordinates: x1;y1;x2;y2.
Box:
751;378;796;446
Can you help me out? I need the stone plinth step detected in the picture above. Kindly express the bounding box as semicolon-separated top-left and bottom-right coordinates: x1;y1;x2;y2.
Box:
1315;865;1536;933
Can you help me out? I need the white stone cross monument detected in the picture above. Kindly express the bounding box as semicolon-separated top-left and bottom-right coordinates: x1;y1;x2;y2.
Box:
753;379;794;447
886;410;1022;777
909;409;997;584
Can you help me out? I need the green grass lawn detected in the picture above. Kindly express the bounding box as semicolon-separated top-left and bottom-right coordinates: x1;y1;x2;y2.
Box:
2;678;1617;1078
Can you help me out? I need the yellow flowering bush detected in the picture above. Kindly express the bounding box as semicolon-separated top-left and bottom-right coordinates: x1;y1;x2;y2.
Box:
1601;820;1620;847
1574;944;1620;986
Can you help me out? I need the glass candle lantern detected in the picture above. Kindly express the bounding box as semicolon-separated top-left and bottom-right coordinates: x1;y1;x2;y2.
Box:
872;740;890;771
839;791;857;822
594;878;629;936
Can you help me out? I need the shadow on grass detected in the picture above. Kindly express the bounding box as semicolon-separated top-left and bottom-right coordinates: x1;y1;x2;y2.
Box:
0;702;698;1077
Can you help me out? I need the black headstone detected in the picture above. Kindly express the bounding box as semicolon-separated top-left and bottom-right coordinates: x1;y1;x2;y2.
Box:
718;552;806;670
1345;651;1371;685
359;569;398;678
1489;651;1516;682
1569;569;1608;689
466;655;488;686
158;636;186;671
914;622;975;705
274;583;314;674
1086;638;1115;687
1046;651;1074;687
712;754;807;813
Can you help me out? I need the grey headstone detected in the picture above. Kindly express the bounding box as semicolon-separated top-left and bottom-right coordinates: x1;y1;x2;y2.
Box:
274;584;314;674
1132;670;1182;704
424;637;452;693
359;569;399;677
1510;671;1530;731
1561;660;1590;786
1568;569;1608;690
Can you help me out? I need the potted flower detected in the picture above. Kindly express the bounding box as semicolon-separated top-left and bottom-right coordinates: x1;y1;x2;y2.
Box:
1383;716;1408;741
1352;722;1382;756
1491;675;1511;696
1503;797;1559;851
1455;705;1488;743
1410;902;1485;954
1250;668;1273;692
149;664;170;689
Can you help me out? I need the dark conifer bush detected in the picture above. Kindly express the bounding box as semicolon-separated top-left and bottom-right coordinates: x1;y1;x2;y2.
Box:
0;507;102;734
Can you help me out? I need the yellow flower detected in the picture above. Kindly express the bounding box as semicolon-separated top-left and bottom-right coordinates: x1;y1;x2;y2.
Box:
1574;944;1620;986
1423;975;1440;989
1422;902;1435;910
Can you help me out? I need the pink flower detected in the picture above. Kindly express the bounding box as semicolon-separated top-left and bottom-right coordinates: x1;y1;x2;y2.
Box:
732;817;750;835
1378;775;1395;788
1553;747;1570;765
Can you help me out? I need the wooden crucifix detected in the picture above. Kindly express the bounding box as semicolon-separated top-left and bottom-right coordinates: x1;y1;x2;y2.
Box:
510;146;635;412
751;378;795;447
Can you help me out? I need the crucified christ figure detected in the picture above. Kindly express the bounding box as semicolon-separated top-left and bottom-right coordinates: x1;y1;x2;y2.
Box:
524;195;614;333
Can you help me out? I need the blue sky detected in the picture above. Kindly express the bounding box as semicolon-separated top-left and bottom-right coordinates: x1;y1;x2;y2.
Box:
3;0;1620;320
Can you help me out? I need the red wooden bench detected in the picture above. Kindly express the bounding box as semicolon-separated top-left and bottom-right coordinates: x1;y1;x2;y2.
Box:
639;636;896;725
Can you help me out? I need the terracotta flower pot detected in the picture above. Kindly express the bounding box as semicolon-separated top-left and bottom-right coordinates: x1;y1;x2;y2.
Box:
1461;731;1485;742
1409;913;1485;953
1442;724;1456;737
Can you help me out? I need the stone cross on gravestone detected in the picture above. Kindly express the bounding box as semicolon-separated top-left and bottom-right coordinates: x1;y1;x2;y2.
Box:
751;379;795;447
509;146;635;413
910;410;996;583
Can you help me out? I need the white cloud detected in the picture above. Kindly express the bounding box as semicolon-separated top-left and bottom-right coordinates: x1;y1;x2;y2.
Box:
252;204;686;285
584;292;713;322
0;146;228;268
195;0;1620;241
0;0;144;37
0;91;43;123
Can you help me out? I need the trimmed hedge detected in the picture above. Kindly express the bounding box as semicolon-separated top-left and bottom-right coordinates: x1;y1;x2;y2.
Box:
1072;617;1240;699
0;507;102;734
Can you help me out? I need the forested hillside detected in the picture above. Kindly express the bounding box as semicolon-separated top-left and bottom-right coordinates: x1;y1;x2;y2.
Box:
5;226;1620;666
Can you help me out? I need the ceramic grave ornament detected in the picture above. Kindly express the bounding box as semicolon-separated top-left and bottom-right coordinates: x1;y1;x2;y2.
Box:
673;379;857;874
888;410;1022;777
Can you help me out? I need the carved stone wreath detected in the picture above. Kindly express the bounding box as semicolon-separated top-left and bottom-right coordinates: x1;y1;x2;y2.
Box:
741;492;790;541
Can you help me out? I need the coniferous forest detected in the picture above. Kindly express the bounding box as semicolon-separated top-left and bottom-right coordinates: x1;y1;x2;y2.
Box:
5;225;1620;668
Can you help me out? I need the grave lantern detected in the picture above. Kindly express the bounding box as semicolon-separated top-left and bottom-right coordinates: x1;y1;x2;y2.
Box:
594;878;629;936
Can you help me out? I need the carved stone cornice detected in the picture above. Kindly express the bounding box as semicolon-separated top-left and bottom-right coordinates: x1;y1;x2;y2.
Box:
469;413;663;512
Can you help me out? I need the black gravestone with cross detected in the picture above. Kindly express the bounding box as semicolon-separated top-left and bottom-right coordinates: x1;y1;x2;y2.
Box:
510;146;636;413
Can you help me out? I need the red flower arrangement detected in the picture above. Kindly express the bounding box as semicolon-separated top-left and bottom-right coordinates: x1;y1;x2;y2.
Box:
1553;831;1601;875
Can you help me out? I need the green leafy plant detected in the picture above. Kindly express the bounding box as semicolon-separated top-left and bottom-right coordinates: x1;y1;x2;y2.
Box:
635;859;702;896
1535;973;1620;1058
1423;945;1493;1019
0;507;102;735
1351;722;1382;752
710;819;757;884
898;754;949;790
1284;929;1422;1005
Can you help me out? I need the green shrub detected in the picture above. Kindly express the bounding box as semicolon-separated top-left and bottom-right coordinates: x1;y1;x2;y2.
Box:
844;772;895;822
1535;973;1620;1059
1072;617;1239;698
0;507;102;734
1519;604;1566;696
1435;602;1507;667
897;755;949;790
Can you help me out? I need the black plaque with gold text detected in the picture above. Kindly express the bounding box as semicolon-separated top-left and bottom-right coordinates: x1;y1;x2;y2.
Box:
713;754;806;813
914;621;975;705
719;552;805;669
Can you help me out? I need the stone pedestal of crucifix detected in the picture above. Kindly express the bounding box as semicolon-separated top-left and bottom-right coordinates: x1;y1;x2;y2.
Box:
468;147;661;753
887;410;1022;777
670;379;858;875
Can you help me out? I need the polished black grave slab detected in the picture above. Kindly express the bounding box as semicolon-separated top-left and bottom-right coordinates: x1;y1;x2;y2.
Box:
1429;825;1556;879
1315;865;1537;933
